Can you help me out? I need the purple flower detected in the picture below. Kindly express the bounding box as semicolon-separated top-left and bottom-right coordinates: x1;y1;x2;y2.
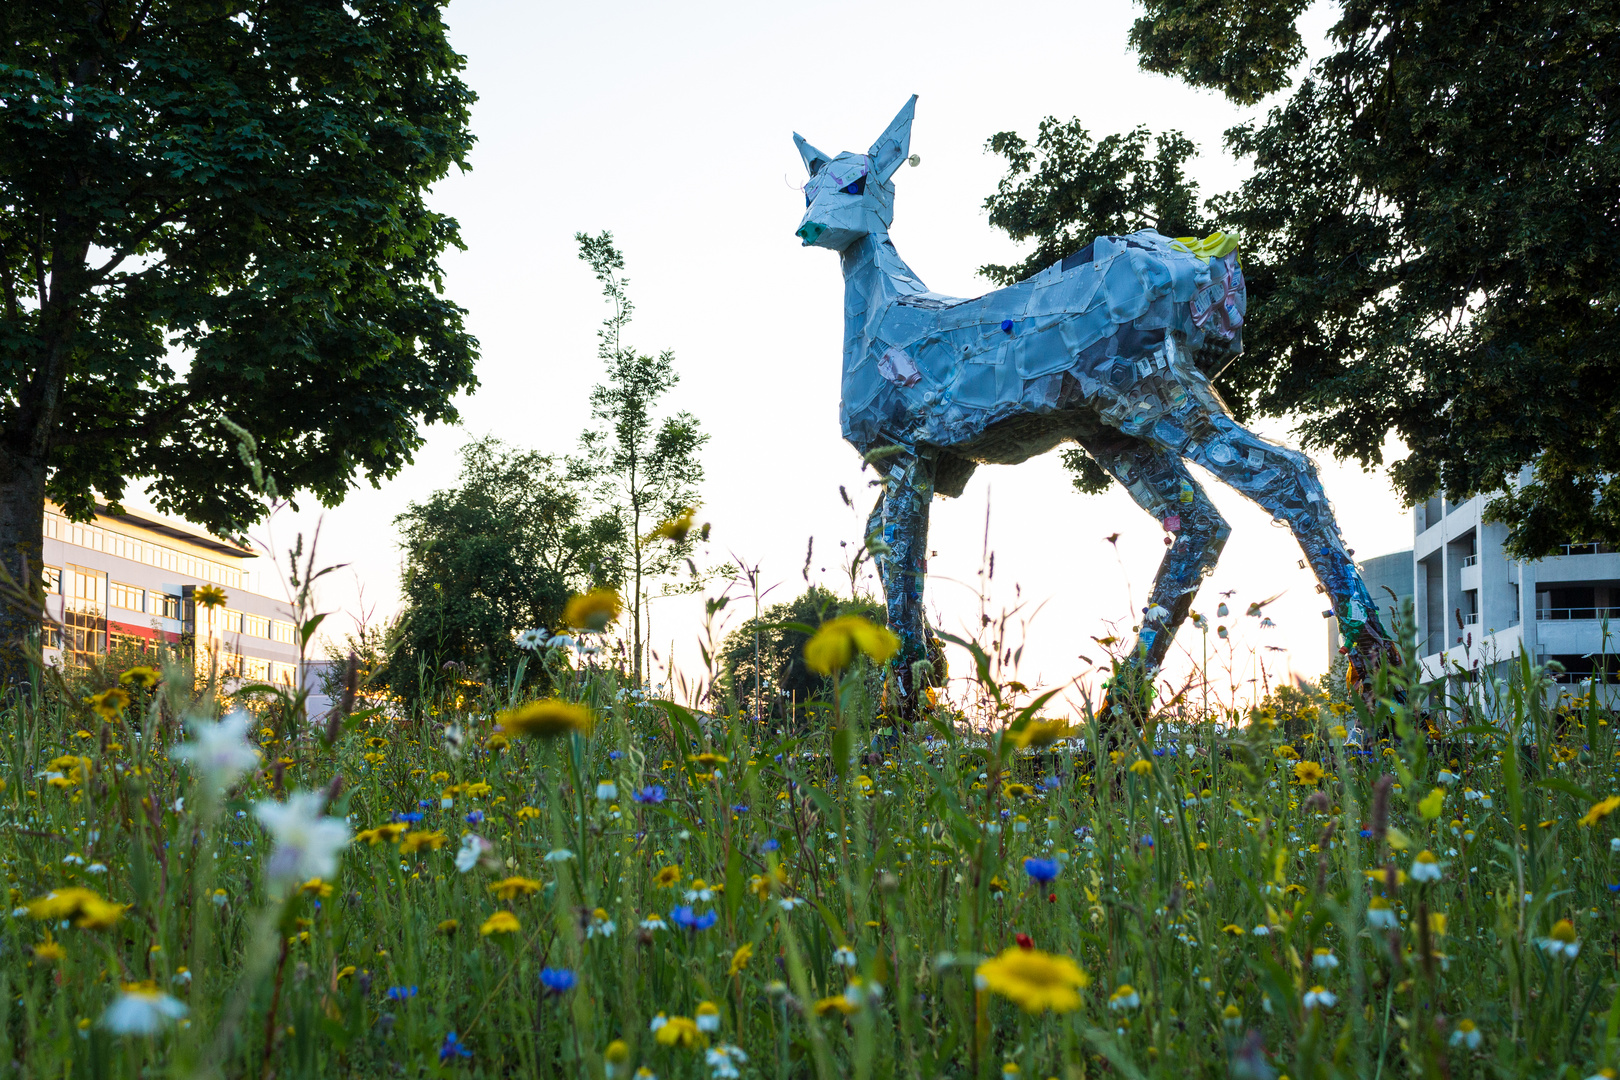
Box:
439;1031;472;1062
464;810;485;825
633;785;666;805
1023;857;1061;884
540;967;577;993
671;906;718;931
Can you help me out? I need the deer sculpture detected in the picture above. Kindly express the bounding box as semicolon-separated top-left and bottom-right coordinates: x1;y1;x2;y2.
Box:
792;96;1400;728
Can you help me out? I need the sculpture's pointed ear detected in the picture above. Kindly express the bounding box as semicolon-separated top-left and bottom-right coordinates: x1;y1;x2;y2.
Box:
793;132;832;176
869;95;918;184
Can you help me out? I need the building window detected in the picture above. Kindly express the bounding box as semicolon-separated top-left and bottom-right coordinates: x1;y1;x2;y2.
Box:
109;582;144;613
244;614;269;638
225;610;244;634
158;594;181;620
270;620;296;645
244;656;270;681
63;565;107;665
42;566;60;593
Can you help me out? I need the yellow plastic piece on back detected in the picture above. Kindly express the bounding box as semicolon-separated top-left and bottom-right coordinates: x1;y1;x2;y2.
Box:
1171;231;1241;263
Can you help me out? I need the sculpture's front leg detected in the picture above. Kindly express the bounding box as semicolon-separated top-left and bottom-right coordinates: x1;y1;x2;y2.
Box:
875;454;934;724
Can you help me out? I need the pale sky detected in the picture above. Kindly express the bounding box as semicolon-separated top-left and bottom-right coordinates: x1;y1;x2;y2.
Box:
144;0;1414;715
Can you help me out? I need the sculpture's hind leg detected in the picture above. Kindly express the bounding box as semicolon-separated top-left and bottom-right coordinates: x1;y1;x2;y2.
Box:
1081;429;1230;717
1170;410;1401;716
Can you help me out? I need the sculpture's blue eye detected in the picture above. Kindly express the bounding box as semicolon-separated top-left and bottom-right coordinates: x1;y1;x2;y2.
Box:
843;176;866;196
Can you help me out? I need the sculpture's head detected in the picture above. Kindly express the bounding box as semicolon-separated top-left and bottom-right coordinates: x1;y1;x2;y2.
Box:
793;96;916;251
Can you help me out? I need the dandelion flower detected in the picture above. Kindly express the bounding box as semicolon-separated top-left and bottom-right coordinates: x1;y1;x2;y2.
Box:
400;830;448;854
563;589;623;632
654;865;682;889
974;947;1089;1014
355;823;407;845
1293;761;1325;786
32;938;66;962
119;666;160;689
99;982;187;1035
803;615;899;675
487;876;542;900
437;919;460;934
813;995;857;1016
26;887;123;930
728;943;753;976
653;1015;705;1050
499;699;594;739
480;911;521;936
1302;985;1337;1009
1580;796;1620;827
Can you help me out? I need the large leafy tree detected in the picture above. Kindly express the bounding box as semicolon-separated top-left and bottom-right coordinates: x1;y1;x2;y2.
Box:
0;0;480;662
718;585;886;726
387;437;622;704
985;0;1620;557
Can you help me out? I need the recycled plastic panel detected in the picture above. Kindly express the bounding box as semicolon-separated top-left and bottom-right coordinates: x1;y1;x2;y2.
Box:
794;97;1397;719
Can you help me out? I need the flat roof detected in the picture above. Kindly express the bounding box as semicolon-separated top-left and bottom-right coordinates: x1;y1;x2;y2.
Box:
94;504;254;560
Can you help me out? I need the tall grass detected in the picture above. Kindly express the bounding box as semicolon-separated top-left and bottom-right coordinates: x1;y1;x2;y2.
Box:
3;581;1618;1080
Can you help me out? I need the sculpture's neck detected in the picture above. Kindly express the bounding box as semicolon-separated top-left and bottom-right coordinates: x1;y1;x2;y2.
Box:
840;232;927;356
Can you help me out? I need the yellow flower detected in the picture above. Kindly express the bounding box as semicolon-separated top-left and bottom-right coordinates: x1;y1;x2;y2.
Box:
1418;788;1445;819
1579;795;1620;827
298;879;333;898
192;584;227;610
118;666;160;689
438;919;460;934
803;615;899;675
1293;761;1325;786
1129;759;1152;776
605;1039;631;1068
651;508;700;544
987;876;1008;894
813;996;857;1016
516;806;541;820
480;911;521;936
563;588;623;632
728;942;754;975
1006;718;1075;749
487;733;510;752
498;699;595;739
354;823;407;845
654;1015;705;1049
974;947;1090;1014
1273;745;1299;761
654;865;682;889
399;830;448;854
1004;782;1034;798
26;888;123;930
85;686;131;719
487;876;542;900
32;938;66;962
463;781;492;798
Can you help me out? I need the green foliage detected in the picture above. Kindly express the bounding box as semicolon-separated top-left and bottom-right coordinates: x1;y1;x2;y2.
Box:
1128;0;1313;106
573;232;709;684
717;584;886;722
385;436;621;703
980;119;1209;287
0;0;479;537
987;2;1620;556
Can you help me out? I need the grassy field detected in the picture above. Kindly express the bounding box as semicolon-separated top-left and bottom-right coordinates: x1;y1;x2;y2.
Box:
4;605;1618;1080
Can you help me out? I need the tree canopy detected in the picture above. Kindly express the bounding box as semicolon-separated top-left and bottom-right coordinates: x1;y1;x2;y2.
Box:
385;437;621;703
984;0;1620;557
718;585;886;725
0;0;480;657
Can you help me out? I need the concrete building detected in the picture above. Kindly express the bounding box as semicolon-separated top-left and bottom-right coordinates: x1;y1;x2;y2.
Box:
39;500;305;687
1412;483;1619;703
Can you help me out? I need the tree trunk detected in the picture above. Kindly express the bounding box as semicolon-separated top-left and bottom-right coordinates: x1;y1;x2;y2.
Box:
0;447;47;689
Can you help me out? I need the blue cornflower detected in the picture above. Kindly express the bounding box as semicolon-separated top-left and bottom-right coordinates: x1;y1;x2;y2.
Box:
1039;775;1063;791
1023;857;1061;883
540;967;577;993
439;1031;472;1062
609;750;623;761
1141;835;1154;848
1608;883;1620;893
761;838;780;852
465;810;485;825
417;799;432;809
393;811;425;825
386;985;419;1001
633;785;667;805
731;804;750;814
671;906;718;931
1359;829;1373;839
1153;747;1167;756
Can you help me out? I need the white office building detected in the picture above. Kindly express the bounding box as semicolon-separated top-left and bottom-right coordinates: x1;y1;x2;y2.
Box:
1412;483;1618;705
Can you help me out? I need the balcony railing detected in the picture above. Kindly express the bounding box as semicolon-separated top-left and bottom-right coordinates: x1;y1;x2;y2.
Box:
1460;553;1478;567
1537;607;1620;621
1463;612;1479;625
1558;542;1616;556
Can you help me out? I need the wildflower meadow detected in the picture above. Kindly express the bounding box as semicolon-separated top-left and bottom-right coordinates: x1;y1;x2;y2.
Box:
6;584;1620;1080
